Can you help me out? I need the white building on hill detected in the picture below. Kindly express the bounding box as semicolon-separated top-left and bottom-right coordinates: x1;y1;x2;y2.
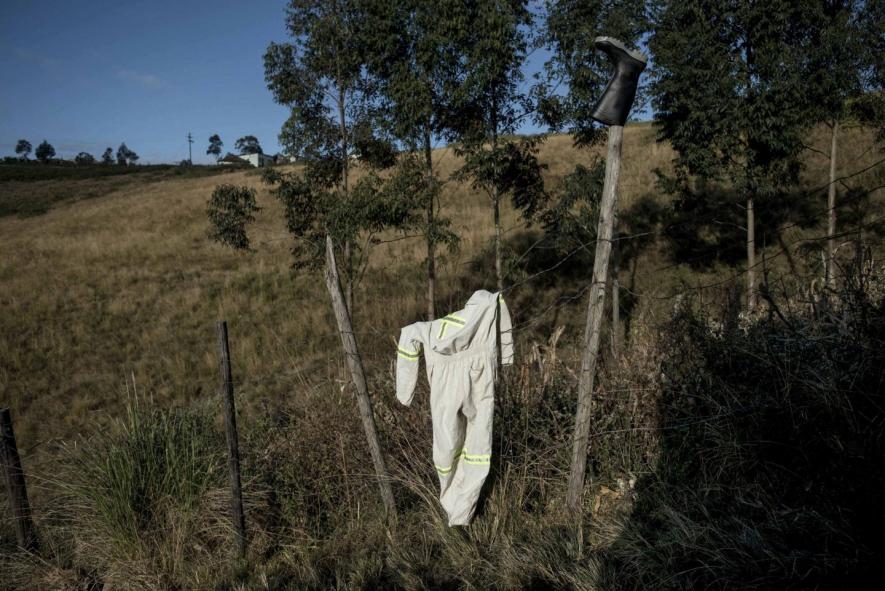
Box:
240;153;274;167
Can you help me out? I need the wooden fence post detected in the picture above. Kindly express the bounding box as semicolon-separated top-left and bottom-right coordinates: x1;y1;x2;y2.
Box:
323;234;397;522
567;125;624;537
611;213;622;359
1;407;37;551
216;321;246;558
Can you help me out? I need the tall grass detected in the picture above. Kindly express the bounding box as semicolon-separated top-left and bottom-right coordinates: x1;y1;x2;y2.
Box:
1;125;883;588
2;401;244;590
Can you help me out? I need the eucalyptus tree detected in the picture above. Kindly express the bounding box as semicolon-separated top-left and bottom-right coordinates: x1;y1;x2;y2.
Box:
234;135;262;155
253;0;407;519
35;140;55;163
264;0;400;311
15;139;31;160
452;0;548;293
75;152;96;165
544;0;649;353
544;0;648;146
207;134;224;160
650;0;815;312
116;143;138;165
362;0;468;319
798;1;870;288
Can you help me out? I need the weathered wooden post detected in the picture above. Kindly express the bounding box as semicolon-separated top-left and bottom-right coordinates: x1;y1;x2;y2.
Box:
216;321;246;558
1;407;37;550
567;124;624;518
611;213;622;358
323;235;397;521
566;37;646;546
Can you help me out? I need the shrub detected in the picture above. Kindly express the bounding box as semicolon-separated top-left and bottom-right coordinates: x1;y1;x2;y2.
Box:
206;184;260;251
598;282;885;590
49;403;236;589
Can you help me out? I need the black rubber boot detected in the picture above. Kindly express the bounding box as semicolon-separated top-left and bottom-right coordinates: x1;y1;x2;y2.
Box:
590;37;648;126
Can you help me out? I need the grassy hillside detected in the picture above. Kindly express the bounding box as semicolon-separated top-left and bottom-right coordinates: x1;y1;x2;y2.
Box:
1;123;883;589
0;163;242;217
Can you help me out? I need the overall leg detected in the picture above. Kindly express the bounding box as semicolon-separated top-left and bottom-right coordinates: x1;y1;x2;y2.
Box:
440;358;494;526
430;364;466;497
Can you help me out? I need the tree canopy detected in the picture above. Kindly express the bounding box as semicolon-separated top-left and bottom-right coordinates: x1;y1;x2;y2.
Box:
35;140;56;163
116;143;139;165
207;134;224;159
234;135;262;155
15;139;32;160
75;152;96;165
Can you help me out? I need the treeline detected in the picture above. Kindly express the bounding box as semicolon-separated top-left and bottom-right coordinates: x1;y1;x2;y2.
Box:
204;0;884;530
210;0;883;318
9;140;140;166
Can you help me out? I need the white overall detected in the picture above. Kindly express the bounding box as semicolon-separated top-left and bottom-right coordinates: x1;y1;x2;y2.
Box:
396;290;513;526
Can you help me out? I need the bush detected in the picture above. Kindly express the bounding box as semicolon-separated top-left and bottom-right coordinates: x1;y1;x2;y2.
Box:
206;184;261;251
597;284;885;590
44;403;236;589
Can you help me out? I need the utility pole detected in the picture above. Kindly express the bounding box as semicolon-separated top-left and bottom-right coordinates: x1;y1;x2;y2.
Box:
187;132;194;164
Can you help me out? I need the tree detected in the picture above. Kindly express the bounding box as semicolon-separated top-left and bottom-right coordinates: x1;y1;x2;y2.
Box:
362;0;471;319
207;134;224;160
234;135;262;155
257;0;404;520
545;0;649;355
116;143;139;165
854;0;885;144
35;140;56;163
544;0;649;145
15;139;32;160
75;152;96;165
798;1;870;288
650;0;814;313
544;1;651;535
101;147;114;165
451;0;548;294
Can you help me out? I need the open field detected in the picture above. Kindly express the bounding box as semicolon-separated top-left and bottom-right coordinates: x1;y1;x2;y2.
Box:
1;123;884;589
0;163;244;217
2;124;881;445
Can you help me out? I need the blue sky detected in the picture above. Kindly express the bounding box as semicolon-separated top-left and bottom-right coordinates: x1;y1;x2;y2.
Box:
1;1;294;164
1;2;642;164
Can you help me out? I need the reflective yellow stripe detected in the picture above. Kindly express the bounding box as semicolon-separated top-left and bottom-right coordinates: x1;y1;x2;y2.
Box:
397;346;419;358
398;352;419;361
438;313;466;339
435;451;491;473
462;452;491;465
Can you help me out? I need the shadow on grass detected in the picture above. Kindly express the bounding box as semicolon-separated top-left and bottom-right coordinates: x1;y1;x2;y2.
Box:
596;285;885;589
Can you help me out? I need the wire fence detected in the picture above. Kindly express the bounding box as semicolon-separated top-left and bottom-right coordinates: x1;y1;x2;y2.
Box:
4;151;883;459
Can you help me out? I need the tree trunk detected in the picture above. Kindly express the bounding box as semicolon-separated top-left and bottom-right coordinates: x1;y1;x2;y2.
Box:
492;140;503;293
323;235;397;521
424;127;436;320
338;83;353;316
494;191;502;293
747;195;757;313
826;120;839;289
567;125;624;529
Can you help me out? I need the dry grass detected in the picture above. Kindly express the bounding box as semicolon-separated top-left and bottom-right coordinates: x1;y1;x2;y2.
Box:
1;123;881;449
0;125;668;448
0;123;883;588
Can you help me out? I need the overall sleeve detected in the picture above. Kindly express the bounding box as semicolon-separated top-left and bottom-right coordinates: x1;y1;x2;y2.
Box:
498;294;514;366
395;324;423;406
